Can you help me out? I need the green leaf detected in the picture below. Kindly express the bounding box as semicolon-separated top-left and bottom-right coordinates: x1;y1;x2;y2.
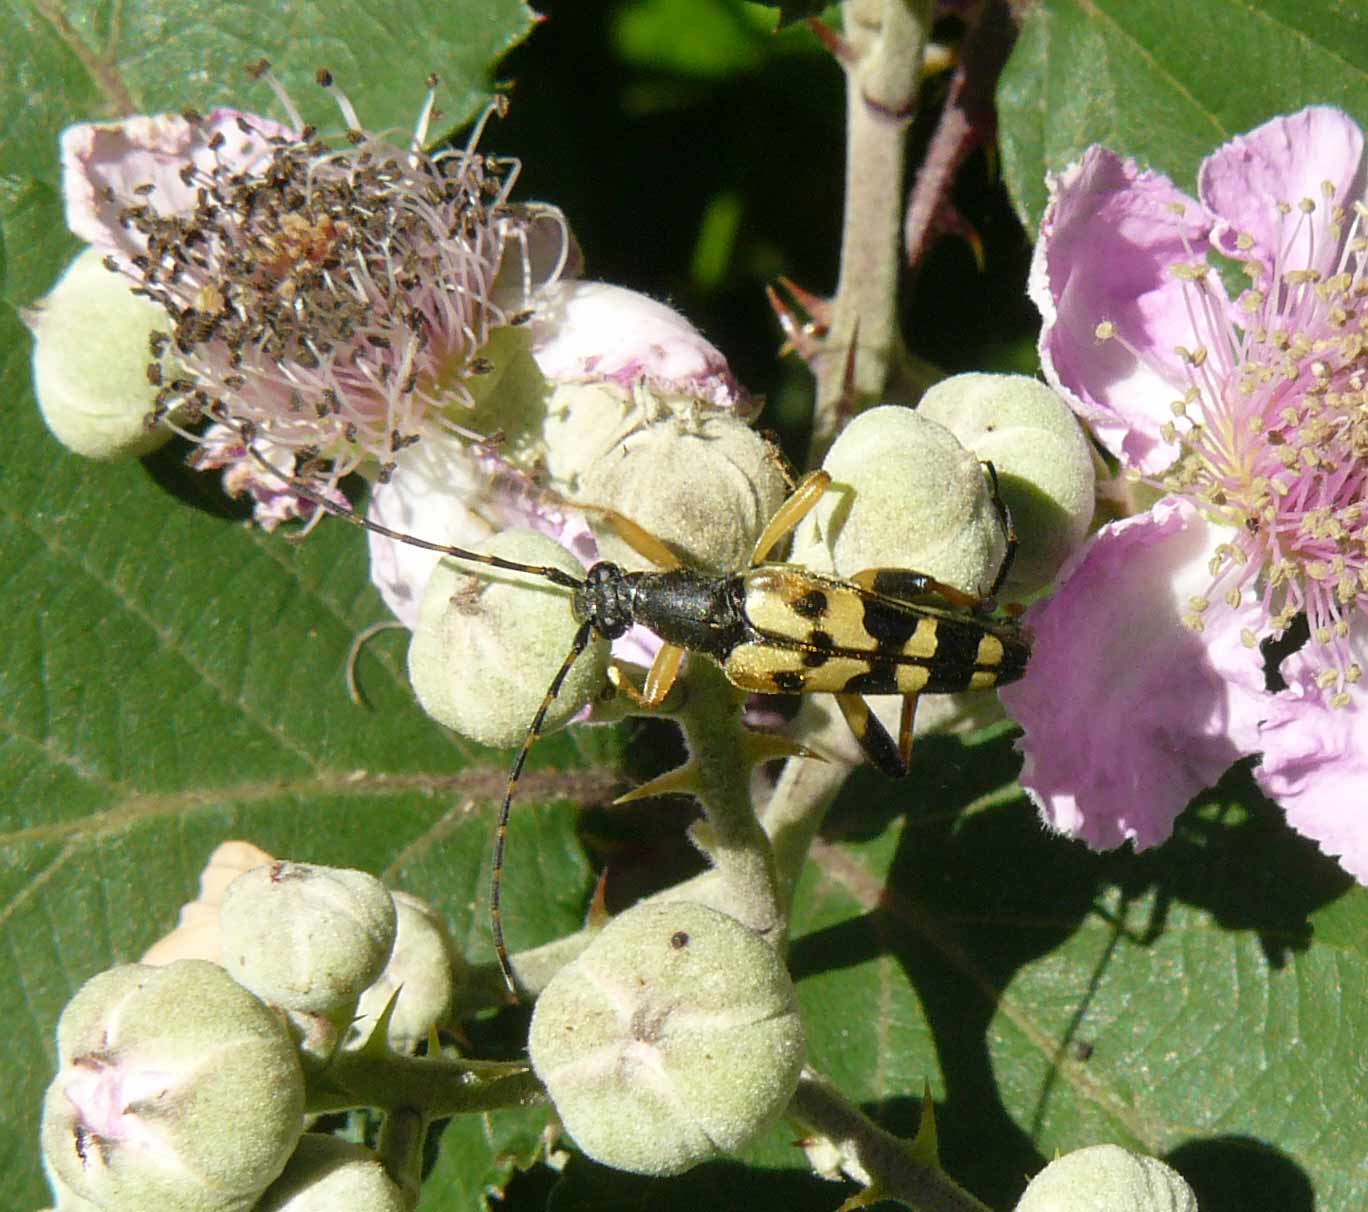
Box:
0;0;535;191
784;755;1368;1210
0;3;603;1207
997;0;1368;232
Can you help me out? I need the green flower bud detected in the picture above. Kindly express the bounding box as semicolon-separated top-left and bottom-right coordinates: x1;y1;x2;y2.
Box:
219;862;396;1015
581;411;787;573
791;405;1006;598
528;901;805;1177
1015;1145;1196;1212
918;373;1095;594
41;960;304;1212
350;890;466;1054
254;1136;407;1212
26;247;179;460
540;381;640;495
407;528;609;748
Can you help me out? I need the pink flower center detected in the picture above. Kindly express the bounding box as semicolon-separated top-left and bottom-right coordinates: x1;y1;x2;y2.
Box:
1116;190;1367;702
119;84;537;490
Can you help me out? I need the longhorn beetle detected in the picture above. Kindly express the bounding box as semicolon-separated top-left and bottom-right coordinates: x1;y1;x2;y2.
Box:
236;422;1029;992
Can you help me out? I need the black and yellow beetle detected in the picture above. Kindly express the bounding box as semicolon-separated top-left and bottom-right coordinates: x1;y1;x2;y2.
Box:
237;425;1029;988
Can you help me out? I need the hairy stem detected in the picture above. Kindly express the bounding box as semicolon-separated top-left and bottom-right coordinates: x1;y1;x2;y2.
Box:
672;659;784;947
810;0;934;463
789;1069;993;1212
762;752;857;922
307;1050;546;1118
377;1105;426;1210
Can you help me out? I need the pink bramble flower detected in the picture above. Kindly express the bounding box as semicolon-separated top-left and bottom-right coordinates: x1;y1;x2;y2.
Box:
1000;107;1368;880
59;64;573;526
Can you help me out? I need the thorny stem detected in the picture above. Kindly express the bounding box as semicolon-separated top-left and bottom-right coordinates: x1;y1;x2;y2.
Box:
762;750;857;923
306;1048;546;1118
671;659;784;947
789;1069;993;1212
810;0;934;464
902;0;1017;272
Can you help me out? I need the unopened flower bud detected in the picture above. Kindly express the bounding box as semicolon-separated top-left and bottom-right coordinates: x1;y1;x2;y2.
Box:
26;247;179;460
531;280;754;415
219;862;396;1016
540;381;641;495
792;405;1006;598
581;412;787;573
142;840;276;967
918;373;1095;593
254;1135;407;1212
407;528;609;748
350;891;466;1053
528;901;805;1176
1015;1145;1196;1212
42;960;304;1212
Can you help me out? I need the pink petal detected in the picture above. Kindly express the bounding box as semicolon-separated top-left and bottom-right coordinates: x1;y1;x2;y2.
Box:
529;281;756;416
999;498;1267;851
1030;147;1222;474
366;438;510;629
1253;636;1368;883
365;435;662;670
1200;107;1367;278
61;109;293;258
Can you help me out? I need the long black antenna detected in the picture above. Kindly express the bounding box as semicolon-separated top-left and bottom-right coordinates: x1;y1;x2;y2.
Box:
489;618;597;993
225;416;585;590
221;418;603;993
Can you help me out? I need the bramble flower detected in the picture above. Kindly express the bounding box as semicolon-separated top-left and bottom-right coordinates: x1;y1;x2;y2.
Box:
1001;107;1368;879
58;66;572;526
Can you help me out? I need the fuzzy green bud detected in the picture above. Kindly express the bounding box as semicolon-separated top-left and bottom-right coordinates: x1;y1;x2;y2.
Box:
254;1136;407;1212
26;247;179;460
219;862;396;1016
41;960;304;1212
918;373;1095;594
792;405;1006;597
350;890;466;1054
1015;1145;1197;1212
407;528;609;748
581;411;787;573
540;381;640;495
528;901;805;1176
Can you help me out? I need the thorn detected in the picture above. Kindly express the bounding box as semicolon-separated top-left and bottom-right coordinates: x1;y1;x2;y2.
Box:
908;1082;940;1168
613;760;702;804
741;731;826;766
933;202;986;271
767;276;831;362
584;868;611;928
832;318;862;432
806;17;855;64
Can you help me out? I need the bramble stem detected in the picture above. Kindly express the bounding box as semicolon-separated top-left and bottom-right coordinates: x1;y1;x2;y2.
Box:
307;1050;546;1118
763;749;857;923
671;659;784;948
789;1069;993;1212
810;0;934;463
378;1105;426;1210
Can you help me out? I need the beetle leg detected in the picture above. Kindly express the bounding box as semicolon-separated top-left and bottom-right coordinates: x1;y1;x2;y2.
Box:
609;643;686;709
578;503;683;570
835;693;912;778
898;692;919;770
751;469;833;565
